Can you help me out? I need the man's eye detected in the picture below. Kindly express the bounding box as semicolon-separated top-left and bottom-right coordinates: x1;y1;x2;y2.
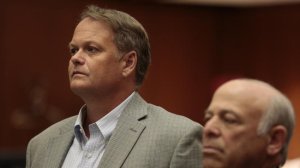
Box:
203;114;212;124
70;48;78;56
87;46;98;54
222;115;239;124
223;117;237;124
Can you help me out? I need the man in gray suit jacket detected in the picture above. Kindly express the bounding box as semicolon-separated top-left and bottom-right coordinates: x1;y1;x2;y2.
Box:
26;4;202;168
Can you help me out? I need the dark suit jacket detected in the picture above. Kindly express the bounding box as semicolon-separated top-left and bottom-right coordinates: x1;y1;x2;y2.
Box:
26;93;203;168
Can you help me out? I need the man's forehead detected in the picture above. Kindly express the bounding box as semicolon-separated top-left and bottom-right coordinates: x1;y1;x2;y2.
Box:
209;88;266;120
215;80;274;106
216;79;276;96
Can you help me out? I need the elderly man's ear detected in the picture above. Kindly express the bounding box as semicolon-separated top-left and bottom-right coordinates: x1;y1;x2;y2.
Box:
266;125;287;155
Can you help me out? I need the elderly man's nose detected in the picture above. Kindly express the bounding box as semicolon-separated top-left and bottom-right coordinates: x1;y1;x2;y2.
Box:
204;118;221;138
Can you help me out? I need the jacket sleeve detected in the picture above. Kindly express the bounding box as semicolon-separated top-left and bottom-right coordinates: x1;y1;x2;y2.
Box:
170;124;203;168
26;139;33;168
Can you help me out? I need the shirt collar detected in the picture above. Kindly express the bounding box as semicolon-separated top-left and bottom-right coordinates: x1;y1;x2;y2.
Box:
74;92;135;143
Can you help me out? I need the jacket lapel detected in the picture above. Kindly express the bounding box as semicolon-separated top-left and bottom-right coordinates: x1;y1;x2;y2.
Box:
98;93;147;168
44;119;75;168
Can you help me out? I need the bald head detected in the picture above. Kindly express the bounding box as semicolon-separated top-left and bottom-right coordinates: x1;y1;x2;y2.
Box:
203;78;295;168
216;79;279;99
214;79;278;117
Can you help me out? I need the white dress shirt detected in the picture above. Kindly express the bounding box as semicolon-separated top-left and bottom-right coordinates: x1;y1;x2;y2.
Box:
62;92;135;168
283;158;300;168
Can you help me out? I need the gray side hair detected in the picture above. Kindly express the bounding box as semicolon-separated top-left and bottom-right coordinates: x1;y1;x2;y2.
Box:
80;5;151;87
257;92;295;166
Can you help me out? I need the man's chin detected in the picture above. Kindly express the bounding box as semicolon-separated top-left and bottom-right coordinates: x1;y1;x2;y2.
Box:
70;85;89;95
203;156;224;168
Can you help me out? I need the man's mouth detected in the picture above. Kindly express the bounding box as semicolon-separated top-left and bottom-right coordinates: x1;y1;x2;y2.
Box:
203;145;224;154
72;71;87;77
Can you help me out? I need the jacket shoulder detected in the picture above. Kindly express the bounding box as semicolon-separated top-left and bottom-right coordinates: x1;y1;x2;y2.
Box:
146;103;203;136
29;115;76;143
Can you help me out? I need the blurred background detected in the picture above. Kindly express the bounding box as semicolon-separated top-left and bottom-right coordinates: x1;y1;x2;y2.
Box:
1;0;300;167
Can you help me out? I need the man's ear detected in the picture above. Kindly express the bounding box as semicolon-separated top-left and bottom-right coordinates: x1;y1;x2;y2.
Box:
266;125;287;156
121;51;137;77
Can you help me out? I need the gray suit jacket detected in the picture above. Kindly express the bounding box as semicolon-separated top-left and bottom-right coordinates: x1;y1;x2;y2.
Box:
26;93;202;168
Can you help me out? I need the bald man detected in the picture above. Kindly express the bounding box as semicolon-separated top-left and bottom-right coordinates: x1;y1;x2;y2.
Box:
203;78;295;168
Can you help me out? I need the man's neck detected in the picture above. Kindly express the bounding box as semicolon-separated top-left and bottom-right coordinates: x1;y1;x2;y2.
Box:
84;90;135;124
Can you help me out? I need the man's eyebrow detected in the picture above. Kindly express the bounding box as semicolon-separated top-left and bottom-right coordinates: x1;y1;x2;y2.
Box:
68;43;75;48
204;108;237;116
204;109;213;115
220;109;237;115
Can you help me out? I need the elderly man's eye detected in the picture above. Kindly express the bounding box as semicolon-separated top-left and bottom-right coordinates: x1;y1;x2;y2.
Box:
203;113;212;124
223;117;237;124
222;112;240;124
224;117;239;124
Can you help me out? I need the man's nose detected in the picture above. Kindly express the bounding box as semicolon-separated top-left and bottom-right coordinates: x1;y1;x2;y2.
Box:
203;117;221;138
70;51;85;65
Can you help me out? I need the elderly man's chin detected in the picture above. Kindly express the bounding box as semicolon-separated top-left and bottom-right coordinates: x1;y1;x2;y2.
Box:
203;157;225;168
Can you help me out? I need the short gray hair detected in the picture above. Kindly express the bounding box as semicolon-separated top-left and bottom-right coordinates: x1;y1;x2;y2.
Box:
80;5;151;87
257;91;295;166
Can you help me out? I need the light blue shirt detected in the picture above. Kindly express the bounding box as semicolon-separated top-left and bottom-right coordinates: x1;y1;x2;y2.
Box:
62;92;135;168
